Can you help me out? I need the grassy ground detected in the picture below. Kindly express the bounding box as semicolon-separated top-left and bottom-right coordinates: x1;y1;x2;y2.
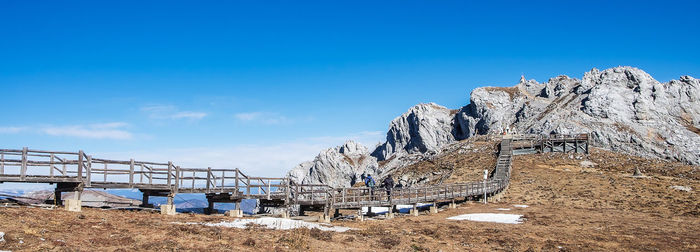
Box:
0;147;697;251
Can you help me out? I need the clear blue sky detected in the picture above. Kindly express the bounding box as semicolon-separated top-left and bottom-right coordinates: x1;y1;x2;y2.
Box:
1;0;699;178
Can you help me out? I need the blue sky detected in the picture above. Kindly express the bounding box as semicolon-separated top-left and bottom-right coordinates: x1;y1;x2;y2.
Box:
1;0;699;180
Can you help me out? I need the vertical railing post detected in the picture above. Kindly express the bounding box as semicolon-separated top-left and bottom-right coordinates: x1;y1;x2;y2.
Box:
246;177;250;195
207;167;211;193
342;188;346;204
104;163;107;182
175;166;180;193
86;155;92;187
77;150;84;181
49;153;54;178
139;164;144;183
129;159;135;186
221;170;225;189
235;169;239;192
167;161;173;188
20;147;28;180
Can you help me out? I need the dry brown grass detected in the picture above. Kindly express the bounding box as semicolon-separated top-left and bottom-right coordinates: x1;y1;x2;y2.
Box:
0;147;697;251
390;139;498;185
483;87;520;100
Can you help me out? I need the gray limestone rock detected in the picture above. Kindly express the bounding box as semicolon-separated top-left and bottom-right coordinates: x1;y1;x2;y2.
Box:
287;140;379;188
371;103;456;161
455;66;700;165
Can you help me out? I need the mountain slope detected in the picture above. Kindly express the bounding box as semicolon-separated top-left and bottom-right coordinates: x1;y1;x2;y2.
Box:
288;66;700;187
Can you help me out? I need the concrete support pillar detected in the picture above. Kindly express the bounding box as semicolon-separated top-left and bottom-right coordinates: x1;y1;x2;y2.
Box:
65;190;82;212
367;206;372;216
226;209;243;218
281;211;290;219
161;195;176;215
410;203;419;216
449;199;457;209
320;205;332;223
430;202;438;214
357;209;364;221
386;205;395;219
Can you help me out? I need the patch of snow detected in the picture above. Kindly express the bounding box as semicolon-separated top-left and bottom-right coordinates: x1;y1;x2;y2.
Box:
670;185;692;192
513;204;528;208
447;213;524;224
0;232;4;242
182;217;352;232
495;208;511;211
366;203;433;214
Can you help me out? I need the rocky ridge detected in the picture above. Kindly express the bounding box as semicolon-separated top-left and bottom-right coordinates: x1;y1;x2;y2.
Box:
288;66;700;187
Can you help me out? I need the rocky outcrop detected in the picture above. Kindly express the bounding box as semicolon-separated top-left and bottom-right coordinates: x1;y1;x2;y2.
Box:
287;66;700;189
455;66;700;165
371;103;456;161
287;141;379;188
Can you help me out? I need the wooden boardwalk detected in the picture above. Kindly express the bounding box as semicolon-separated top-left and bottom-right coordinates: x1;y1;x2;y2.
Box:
0;134;588;219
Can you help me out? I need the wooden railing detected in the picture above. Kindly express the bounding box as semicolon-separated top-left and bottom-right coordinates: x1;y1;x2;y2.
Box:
1;135;527;209
285;138;514;208
0;148;288;199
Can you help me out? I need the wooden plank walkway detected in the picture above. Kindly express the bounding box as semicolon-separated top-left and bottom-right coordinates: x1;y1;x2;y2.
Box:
0;134;588;216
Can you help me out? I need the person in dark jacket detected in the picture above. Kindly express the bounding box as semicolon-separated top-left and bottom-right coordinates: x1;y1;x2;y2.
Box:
365;174;376;199
383;175;395;201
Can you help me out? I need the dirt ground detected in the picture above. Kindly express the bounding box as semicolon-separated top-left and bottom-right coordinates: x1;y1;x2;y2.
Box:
0;147;698;251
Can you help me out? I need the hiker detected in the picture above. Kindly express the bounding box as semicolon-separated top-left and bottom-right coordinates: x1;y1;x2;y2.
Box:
365;174;376;200
383;174;395;201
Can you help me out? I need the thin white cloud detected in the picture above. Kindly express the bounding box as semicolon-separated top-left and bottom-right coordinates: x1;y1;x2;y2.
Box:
141;105;208;120
102;142;326;177
0;127;27;134
100;130;386;177
171;111;207;120
234;112;291;125
41;123;133;140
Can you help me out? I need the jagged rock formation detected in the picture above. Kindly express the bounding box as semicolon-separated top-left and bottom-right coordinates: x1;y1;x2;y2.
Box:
287;140;378;188
371;103;456;161
288;66;700;188
455;67;700;165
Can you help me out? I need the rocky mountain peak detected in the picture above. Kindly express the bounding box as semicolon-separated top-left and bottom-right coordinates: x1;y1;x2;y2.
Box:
287;140;378;188
371;102;455;161
288;66;700;188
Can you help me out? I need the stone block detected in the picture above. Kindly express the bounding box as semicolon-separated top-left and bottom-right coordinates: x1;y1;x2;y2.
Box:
64;199;81;212
160;204;176;215
225;209;243;218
